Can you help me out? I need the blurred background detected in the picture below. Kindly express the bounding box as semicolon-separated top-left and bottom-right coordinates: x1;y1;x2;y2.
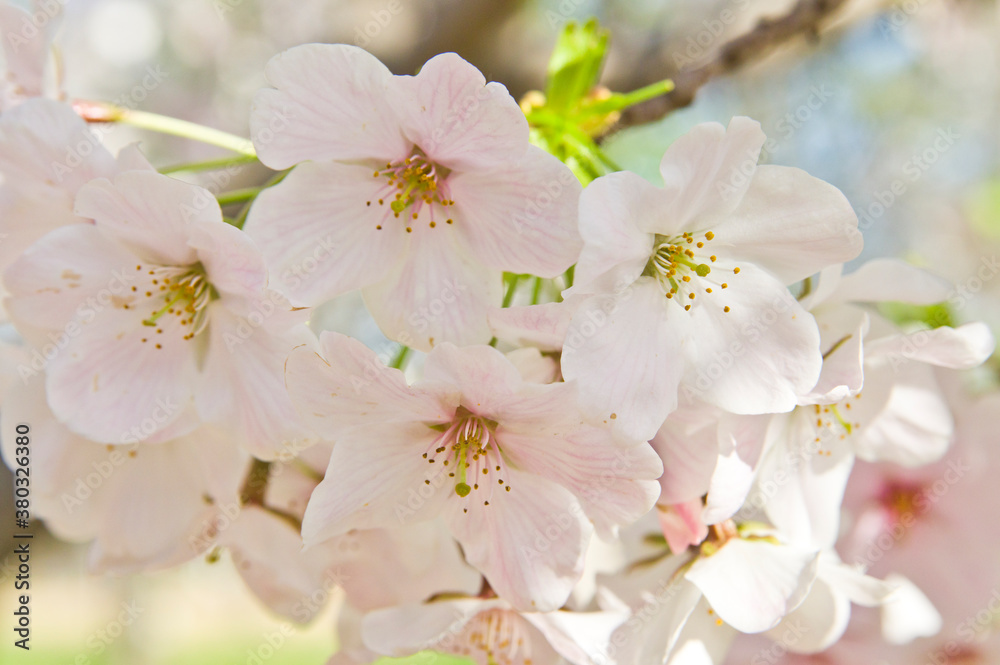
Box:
3;0;1000;663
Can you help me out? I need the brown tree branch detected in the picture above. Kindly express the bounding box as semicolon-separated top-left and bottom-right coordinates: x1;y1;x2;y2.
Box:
607;0;852;136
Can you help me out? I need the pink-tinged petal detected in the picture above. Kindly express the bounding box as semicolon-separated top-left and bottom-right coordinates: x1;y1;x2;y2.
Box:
0;99;116;192
329;520;482;612
45;303;200;444
561;281;683;442
300;421;450;544
880;574;942;645
1;375;112;542
657;116;766;231
658;501;709;553
362;598;497;656
488;296;583;352
680;263;822;415
114;143;157;172
762;575;851;654
522;609;630;665
4;223;139;331
505;347;560;384
703;413;771;524
242;160;408;305
219;506;338;622
664;595;738;664
90;426;247;573
570;171;656;296
396;52;530;171
251;44;408;169
445;466;591;612
363;227;501;351
852;362;952;467
651;405;721;505
0;4;50;99
713;164;863;284
421;343;523;414
187;221;268;299
820;558;895;608
803;305;868;404
448;146;582;276
285;331;455;437
497;387;662;538
196;300;316;459
608;578;703;665
74;171;213;266
686;538;820;633
864;322;995;370
756;410;855;550
830;258;952;305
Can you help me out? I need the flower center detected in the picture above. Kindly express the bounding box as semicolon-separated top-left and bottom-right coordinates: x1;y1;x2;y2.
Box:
463;609;533;665
643;231;738;313
126;262;214;344
423;408;511;509
369;148;455;233
808;393;862;457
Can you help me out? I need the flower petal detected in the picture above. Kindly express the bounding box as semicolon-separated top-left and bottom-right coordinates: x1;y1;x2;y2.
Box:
864;322;995;370
497;384;662;538
74;171;212;266
570;171;656;296
561;281;683;441
680;263;822;416
686;538;820;633
196;299;316;459
251;44;408;169
830;258;953;305
395;52;530;171
363;226;501;350
487;297;582;352
187;220;268;299
657;116;766;230
243;160;410;305
880;574;942;645
715;164;863;284
284;331;454;436
4;223;140;331
448;145;582;276
445;466;591;612
300;420;451;545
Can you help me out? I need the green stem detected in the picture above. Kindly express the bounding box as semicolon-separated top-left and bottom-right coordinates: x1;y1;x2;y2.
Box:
501;274;521;308
531;276;543;305
234;170;289;228
215;187;262;207
390;345;411;370
160;154;259;174
582;79;675;116
114;107;256;156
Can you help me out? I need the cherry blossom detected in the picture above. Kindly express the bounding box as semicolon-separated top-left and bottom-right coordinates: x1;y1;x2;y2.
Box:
561;117;862;440
285;332;662;611
244;45;582;350
4;169;315;457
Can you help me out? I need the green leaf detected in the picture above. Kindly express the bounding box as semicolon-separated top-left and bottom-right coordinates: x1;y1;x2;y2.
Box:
545;19;609;112
878;302;955;329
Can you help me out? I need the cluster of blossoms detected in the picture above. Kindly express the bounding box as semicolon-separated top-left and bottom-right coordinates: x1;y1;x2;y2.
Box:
1;8;998;664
